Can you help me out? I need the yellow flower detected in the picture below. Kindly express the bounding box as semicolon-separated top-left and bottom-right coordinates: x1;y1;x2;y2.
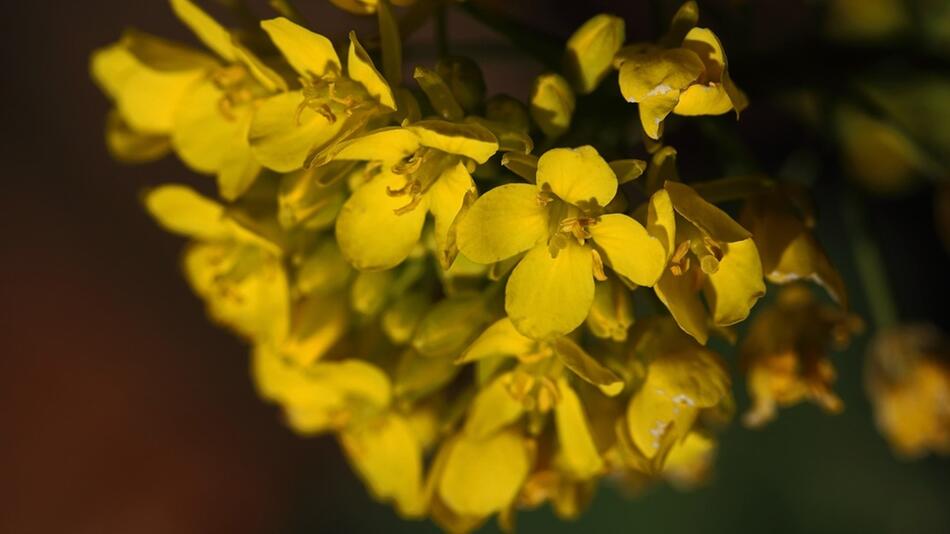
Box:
652;180;766;344
249;18;397;172
326;119;497;271
740;187;847;306
91;0;289;199
253;345;426;515
623;318;732;466
169;0;290;200
144;184;290;344
457;146;667;340
615;2;747;139
740;284;862;427
866;324;950;458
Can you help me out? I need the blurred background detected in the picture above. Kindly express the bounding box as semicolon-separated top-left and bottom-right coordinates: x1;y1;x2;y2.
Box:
1;0;948;533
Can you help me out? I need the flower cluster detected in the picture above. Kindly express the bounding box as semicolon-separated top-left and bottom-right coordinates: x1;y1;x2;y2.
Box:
90;0;930;531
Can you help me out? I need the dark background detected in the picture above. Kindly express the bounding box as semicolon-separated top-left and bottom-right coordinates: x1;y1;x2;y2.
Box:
1;1;948;533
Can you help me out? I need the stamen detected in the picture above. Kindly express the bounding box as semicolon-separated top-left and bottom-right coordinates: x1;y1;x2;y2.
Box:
669;240;692;276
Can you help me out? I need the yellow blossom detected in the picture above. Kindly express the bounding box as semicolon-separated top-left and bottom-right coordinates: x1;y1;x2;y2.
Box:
457;146;667;340
653;180;766;344
866;325;950;458
249;19;397;172
624;319;731;464
740;284;862;427
321;75;498;270
144;184;290;344
615;2;747;139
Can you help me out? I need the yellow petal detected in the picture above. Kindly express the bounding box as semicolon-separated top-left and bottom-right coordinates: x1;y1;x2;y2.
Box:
458;318;537;363
90;41;207;133
335;170;429;270
406;120;498;164
439;431;530;517
664;181;751;243
674;83;733;116
627;382;695;460
216;132;261;201
170;0;236;61
465;375;526;439
565;14;626;94
554;337;624;396
348;32;396;110
627;349;729;458
184;243;290;343
506;242;594;340
248;90;346;172
655;268;709;344
457;183;549;264
703;237;765;325
589;213;666;286
683;28;725;79
618;48;704;103
260;17;341;78
741;192;847;306
638;93;679;140
530;73;575;138
555;379;604;478
537;145;617;207
341;415;424;516
171;79;246;173
144;184;230;240
648;188;677;261
429;162;476;269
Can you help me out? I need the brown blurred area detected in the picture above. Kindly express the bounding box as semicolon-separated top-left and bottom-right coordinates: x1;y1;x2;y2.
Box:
0;2;330;533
